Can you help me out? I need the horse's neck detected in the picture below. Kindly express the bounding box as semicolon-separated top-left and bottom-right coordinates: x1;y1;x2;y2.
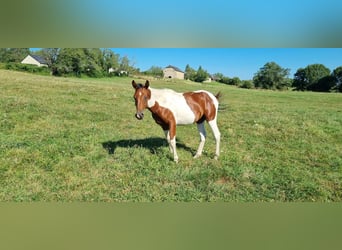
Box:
148;88;161;108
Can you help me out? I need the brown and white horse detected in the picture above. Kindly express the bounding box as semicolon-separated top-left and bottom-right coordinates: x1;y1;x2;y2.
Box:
132;80;221;162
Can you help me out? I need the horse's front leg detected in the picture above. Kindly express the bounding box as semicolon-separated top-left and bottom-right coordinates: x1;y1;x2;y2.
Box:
163;130;173;153
169;122;178;163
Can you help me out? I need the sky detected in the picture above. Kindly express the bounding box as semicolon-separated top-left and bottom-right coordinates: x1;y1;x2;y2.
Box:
112;48;342;80
27;0;342;79
65;0;342;47
3;0;342;47
61;0;341;47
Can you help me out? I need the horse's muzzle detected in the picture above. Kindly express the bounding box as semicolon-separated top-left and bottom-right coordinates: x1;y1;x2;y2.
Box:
135;112;144;120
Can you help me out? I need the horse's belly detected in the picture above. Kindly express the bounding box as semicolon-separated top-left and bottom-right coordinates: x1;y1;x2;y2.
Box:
173;106;196;125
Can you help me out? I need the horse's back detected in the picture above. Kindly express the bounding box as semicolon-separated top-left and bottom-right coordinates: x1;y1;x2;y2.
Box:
150;88;195;124
193;90;219;108
150;88;219;125
183;90;219;123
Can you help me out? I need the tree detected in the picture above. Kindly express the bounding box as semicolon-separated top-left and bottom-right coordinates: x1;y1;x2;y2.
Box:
194;66;209;83
34;48;60;67
144;66;163;77
83;48;105;77
213;72;224;82
102;48;119;73
184;64;196;81
119;55;135;74
253;62;290;90
0;48;30;63
309;75;335;92
332;66;342;92
228;77;242;86
54;48;86;76
292;68;307;91
293;64;331;91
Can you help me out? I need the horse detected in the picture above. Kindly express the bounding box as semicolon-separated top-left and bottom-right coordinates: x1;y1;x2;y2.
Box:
132;80;221;163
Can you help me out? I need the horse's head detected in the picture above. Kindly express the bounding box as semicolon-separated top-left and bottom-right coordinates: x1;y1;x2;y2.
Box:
132;80;151;120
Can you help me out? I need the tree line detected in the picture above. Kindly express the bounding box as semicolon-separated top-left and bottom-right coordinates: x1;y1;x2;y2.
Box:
0;48;136;77
1;48;341;92
170;61;341;92
214;62;342;92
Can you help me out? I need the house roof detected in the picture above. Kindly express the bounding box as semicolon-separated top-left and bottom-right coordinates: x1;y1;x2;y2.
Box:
164;65;184;73
29;55;48;65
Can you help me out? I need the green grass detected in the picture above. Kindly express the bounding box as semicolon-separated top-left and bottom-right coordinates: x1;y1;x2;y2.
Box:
1;70;341;201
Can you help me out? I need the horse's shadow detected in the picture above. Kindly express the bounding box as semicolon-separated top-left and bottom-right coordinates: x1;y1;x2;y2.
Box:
102;137;195;156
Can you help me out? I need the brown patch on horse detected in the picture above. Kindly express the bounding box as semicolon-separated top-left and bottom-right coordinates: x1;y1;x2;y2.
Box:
183;92;216;123
149;101;176;139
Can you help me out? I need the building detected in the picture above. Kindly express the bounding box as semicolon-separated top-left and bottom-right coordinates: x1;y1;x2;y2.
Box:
21;55;48;67
163;65;184;79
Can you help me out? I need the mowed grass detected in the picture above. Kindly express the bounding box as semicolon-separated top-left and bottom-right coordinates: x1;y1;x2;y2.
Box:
0;70;341;201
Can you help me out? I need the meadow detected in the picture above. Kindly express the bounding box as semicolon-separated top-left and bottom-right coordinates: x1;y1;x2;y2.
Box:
0;70;341;201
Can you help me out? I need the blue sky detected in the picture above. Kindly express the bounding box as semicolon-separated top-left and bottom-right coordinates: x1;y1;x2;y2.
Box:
29;0;342;79
112;48;342;80
63;0;342;47
4;0;341;47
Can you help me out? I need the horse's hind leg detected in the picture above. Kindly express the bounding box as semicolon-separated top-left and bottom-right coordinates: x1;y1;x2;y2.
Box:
194;122;206;158
170;137;178;163
208;119;221;160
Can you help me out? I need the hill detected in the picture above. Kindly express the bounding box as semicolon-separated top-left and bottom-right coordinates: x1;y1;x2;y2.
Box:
0;70;341;201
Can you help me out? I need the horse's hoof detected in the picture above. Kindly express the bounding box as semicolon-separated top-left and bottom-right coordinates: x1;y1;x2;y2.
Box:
193;154;201;159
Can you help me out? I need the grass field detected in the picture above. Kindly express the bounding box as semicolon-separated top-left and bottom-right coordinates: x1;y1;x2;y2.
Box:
0;70;341;201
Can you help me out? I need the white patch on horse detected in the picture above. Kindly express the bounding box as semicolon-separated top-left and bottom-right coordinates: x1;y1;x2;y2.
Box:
148;88;196;124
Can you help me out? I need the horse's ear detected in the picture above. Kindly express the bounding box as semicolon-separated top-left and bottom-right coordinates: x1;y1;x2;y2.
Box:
144;80;150;89
132;80;138;89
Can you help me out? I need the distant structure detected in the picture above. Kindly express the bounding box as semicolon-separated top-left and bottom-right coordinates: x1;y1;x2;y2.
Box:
21;55;48;67
163;65;184;79
108;67;128;76
204;74;215;83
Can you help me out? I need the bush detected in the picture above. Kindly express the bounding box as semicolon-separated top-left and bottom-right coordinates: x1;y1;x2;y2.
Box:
5;63;50;75
219;76;242;86
239;80;254;89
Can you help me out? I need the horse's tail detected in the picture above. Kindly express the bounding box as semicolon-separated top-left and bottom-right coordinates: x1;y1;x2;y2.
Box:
215;91;222;100
215;91;227;112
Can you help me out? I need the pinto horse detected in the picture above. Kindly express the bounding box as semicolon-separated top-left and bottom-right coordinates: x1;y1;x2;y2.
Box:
132;80;221;162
